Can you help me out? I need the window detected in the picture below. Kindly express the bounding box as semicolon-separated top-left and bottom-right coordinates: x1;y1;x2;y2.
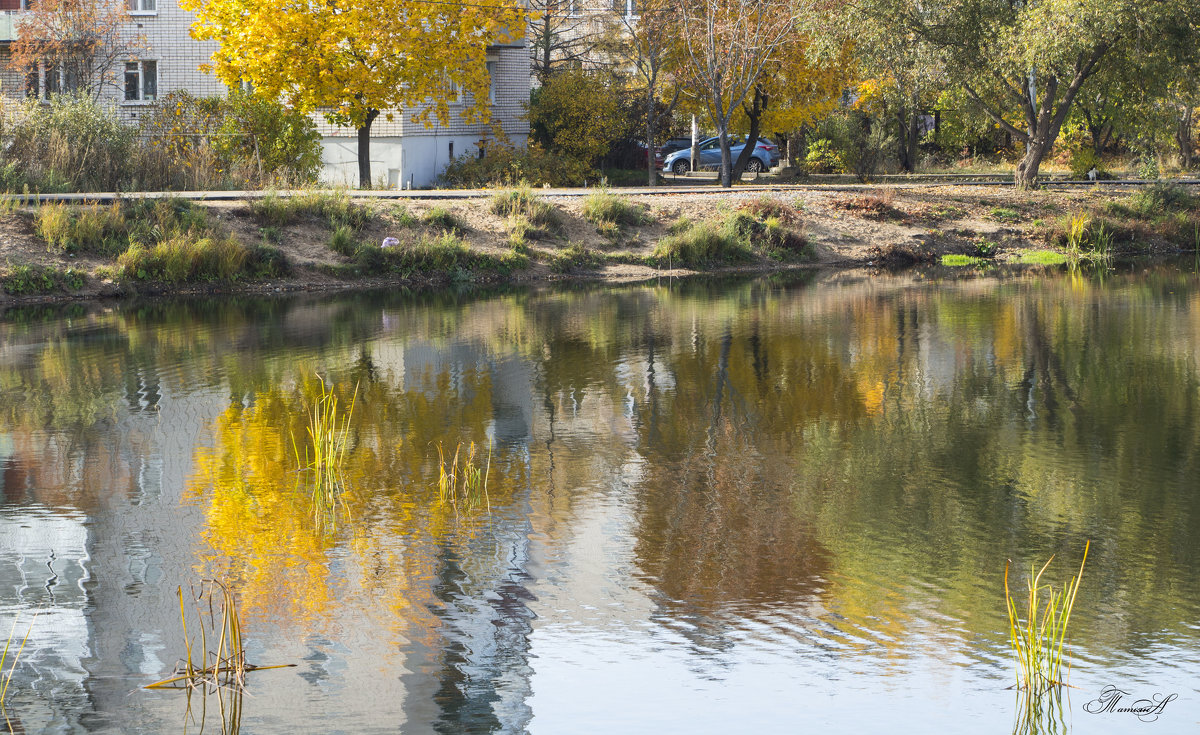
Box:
25;60;83;101
486;61;497;104
127;0;156;12
611;0;636;17
124;60;157;102
447;78;460;104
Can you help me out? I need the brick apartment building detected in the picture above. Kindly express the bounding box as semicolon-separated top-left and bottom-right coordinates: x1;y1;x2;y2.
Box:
0;0;530;187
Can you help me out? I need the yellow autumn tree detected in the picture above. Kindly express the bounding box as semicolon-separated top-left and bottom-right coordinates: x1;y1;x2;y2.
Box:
729;36;855;175
181;0;525;188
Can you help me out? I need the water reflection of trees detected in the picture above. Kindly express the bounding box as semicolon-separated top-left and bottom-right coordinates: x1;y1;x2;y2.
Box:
3;272;1200;709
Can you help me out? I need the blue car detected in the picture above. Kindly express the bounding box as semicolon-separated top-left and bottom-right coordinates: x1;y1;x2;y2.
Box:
662;136;780;175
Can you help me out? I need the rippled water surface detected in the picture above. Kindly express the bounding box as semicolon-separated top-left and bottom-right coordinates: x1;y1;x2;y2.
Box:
2;268;1200;733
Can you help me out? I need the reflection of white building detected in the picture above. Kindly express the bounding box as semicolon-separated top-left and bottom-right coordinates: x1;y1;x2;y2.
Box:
0;506;94;730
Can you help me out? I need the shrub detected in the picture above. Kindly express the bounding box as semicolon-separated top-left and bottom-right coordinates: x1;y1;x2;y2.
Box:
804;138;844;174
653;220;752;266
139;90;322;189
1127;182;1195;217
2;95;136;193
528;68;626;166
439;144;591;188
216;90;323;185
549;242;603;273
1068;146;1102;180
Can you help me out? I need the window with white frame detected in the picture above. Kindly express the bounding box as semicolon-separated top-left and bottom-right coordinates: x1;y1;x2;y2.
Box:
124;60;157;102
25;59;83;101
127;0;156;13
610;0;636;17
486;61;497;104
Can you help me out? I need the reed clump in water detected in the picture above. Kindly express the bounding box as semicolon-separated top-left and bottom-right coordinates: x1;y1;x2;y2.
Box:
436;440;492;513
292;377;358;528
1;613;35;719
1005;541;1090;693
146;580;293;692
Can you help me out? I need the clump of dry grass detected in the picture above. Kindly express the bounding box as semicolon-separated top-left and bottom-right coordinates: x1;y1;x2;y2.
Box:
832;189;908;221
737;196;801;226
146;580;292;692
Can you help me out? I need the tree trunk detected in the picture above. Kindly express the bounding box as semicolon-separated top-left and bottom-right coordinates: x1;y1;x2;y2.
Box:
1015;140;1049;190
646;85;657;187
718;126;733;187
731;87;765;180
357;108;380;189
895;94;921;174
896;111;913;172
1178;106;1195;170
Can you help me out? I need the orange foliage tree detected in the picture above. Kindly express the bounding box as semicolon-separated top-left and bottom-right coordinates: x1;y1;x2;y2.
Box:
10;0;147;101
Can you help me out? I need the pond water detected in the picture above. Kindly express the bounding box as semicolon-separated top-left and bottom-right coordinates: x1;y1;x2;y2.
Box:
1;266;1199;733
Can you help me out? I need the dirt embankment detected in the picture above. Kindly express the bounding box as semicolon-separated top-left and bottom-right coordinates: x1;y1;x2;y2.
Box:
0;185;1191;306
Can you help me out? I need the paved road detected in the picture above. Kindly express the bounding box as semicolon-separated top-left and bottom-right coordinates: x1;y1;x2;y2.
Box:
4;176;1199;205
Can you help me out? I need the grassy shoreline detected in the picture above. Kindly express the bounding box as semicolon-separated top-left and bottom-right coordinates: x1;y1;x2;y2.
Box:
2;183;1198;305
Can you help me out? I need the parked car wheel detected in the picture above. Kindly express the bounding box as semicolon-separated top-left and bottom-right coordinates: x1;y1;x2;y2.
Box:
746;158;766;173
671;159;690;175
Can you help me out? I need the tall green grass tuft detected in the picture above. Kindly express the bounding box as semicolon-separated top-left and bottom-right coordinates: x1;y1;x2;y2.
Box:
652;218;753;266
491;185;562;233
1005;541;1089;693
436;441;492;513
116;235;287;283
1064;213;1113;260
292;377;358;529
582;188;649;231
250;190;371;230
35;201;128;255
421;206;466;232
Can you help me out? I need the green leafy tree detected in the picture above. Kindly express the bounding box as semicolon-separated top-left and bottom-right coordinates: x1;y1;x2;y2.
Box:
528;68;625;168
872;0;1200;188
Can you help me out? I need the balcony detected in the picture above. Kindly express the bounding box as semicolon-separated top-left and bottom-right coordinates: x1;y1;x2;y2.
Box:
0;11;18;43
